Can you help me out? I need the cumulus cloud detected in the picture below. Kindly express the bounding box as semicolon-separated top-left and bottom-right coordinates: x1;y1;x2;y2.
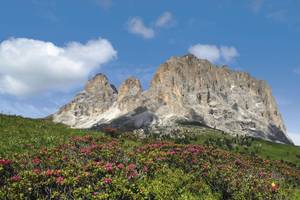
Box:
188;44;239;63
0;37;117;97
155;11;175;28
288;133;300;146
127;17;155;39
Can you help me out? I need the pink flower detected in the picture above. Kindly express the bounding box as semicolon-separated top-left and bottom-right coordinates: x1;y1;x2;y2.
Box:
127;163;136;171
11;175;21;182
203;172;208;177
187;145;203;155
103;178;112;184
128;171;138;179
167;151;176;155
32;169;41;174
105;163;113;172
259;171;266;177
235;159;242;166
117;163;124;169
46;169;54;176
32;158;41;165
45;169;61;177
80;147;92;155
0;159;12;166
142;166;148;173
56;176;64;185
55;170;62;176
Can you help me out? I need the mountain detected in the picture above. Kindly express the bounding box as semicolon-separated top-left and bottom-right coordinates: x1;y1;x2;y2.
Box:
53;54;292;144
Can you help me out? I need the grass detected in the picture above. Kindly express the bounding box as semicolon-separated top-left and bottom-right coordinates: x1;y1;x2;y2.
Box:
196;131;300;167
249;139;300;166
0;114;101;157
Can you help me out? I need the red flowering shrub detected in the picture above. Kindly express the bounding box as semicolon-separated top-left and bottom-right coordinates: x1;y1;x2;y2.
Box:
0;135;299;199
0;159;12;166
10;175;20;182
103;177;112;184
32;158;41;165
56;176;64;185
117;163;124;170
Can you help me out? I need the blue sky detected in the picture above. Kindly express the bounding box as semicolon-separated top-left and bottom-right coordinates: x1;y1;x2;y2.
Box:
0;0;299;144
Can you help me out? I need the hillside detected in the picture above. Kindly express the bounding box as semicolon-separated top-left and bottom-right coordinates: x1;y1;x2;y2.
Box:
0;114;99;157
0;114;300;199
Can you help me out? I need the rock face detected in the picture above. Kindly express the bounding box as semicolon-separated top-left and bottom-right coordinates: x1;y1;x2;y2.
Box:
53;74;118;128
53;55;292;144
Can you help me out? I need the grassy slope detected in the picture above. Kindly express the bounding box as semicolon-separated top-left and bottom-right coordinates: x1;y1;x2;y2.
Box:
192;129;300;167
0;114;100;157
0;114;299;199
0;114;299;167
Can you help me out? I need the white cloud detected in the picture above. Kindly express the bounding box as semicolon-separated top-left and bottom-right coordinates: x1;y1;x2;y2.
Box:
155;11;175;28
220;46;239;62
0;37;117;97
127;11;176;39
188;44;239;63
288;133;300;146
127;17;155;39
189;44;221;63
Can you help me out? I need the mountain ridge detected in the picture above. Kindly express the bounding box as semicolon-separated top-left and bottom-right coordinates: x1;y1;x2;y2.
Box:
53;54;293;144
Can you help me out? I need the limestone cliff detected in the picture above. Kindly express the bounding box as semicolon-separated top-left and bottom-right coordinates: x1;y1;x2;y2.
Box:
53;55;292;144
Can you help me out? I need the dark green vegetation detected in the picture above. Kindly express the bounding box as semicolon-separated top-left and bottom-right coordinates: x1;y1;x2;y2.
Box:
0;114;300;199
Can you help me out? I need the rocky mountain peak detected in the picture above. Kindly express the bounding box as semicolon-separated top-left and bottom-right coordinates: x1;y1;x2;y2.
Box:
53;55;292;144
117;77;143;111
118;77;142;101
85;73;117;95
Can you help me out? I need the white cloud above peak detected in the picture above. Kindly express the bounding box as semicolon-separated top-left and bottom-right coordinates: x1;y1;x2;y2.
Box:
127;17;155;39
0;37;117;97
188;44;239;64
127;11;175;39
220;46;239;62
189;44;220;63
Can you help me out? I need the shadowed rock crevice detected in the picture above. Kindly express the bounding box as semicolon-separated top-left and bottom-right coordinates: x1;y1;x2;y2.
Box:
93;107;157;132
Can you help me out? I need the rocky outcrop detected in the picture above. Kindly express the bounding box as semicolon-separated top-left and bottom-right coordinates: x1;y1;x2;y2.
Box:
53;73;118;128
117;77;143;111
53;55;292;144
